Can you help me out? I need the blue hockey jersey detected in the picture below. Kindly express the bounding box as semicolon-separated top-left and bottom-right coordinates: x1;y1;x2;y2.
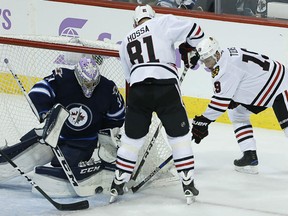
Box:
28;67;125;141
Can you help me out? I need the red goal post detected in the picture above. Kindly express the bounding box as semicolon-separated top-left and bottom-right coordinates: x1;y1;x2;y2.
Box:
0;35;176;190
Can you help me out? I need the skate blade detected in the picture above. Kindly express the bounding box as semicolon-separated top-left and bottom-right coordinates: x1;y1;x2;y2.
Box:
109;195;118;204
235;165;258;174
186;196;196;205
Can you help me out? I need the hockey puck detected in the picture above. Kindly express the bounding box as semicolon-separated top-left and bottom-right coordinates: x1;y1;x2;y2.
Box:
95;186;103;194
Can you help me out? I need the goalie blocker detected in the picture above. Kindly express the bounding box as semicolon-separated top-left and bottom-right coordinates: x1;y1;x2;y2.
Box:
36;103;70;148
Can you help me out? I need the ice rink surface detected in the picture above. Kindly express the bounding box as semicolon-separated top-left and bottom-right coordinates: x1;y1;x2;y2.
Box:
0;122;287;216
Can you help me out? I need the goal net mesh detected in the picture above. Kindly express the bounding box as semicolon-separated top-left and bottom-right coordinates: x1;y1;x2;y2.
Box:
0;35;176;192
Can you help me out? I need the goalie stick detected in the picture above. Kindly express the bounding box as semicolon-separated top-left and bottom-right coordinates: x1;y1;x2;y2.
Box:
0;146;89;211
130;66;189;191
4;58;91;202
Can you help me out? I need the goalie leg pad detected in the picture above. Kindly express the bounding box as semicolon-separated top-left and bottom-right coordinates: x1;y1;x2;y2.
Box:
50;139;97;167
32;160;112;198
0;136;53;183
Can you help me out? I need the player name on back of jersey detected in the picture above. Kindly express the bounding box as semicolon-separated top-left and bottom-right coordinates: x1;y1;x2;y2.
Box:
127;25;150;43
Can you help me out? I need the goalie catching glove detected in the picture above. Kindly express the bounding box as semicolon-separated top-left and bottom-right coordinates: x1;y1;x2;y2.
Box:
179;42;200;69
191;115;212;144
34;103;70;148
98;128;121;164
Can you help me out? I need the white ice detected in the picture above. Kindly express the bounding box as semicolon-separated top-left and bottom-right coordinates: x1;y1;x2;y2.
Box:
0;122;288;216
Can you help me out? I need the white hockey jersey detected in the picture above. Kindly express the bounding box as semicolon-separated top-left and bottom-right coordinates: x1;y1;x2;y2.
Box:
119;14;204;85
203;47;288;121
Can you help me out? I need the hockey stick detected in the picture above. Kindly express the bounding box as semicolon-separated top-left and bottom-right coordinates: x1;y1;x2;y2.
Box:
4;59;91;199
0;147;88;211
130;66;189;189
131;155;173;193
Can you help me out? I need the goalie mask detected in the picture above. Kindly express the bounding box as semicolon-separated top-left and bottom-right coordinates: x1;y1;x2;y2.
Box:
133;4;155;27
74;57;101;98
196;37;221;69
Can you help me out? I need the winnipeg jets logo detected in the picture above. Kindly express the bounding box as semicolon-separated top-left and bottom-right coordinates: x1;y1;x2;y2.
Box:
71;106;85;124
66;103;92;131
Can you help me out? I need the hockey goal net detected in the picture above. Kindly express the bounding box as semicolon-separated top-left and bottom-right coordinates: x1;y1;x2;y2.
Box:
0;35;176;191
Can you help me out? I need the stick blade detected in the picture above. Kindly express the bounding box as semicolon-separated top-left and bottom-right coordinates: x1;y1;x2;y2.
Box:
54;200;89;211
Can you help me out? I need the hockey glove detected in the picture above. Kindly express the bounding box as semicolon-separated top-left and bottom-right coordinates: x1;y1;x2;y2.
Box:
34;104;69;147
191;115;212;144
179;42;199;69
228;100;240;109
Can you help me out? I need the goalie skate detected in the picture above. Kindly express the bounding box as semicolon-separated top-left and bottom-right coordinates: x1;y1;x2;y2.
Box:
234;150;258;174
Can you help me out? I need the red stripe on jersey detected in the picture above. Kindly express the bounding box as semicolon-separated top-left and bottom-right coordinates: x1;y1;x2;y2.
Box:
285;90;288;101
211;100;229;107
116;161;134;169
257;62;282;106
236;130;253;138
175;161;194;168
195;26;202;36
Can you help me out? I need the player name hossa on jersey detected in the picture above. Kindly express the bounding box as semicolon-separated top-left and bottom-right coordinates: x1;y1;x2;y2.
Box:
127;25;150;42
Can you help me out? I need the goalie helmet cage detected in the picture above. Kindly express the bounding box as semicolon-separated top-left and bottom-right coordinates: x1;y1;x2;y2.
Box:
0;35;176;189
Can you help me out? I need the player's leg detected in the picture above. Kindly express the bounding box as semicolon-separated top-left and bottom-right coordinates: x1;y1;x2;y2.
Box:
228;105;258;174
157;84;198;204
110;84;152;202
273;90;288;137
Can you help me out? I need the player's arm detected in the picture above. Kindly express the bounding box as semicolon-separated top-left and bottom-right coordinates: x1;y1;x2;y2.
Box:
191;73;239;143
28;73;57;122
101;83;125;129
163;15;204;68
98;83;125;163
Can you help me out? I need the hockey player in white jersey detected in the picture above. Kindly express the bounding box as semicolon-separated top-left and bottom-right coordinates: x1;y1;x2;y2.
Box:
109;4;204;204
191;36;288;174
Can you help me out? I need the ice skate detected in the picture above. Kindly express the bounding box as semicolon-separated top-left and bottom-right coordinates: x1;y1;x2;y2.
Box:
109;170;129;203
179;170;199;205
234;150;258;174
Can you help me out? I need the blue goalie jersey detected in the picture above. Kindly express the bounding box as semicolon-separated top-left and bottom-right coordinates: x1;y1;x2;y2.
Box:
28;67;125;141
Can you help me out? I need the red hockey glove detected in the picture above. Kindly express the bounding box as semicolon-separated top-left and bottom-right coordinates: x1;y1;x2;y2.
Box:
191;115;212;144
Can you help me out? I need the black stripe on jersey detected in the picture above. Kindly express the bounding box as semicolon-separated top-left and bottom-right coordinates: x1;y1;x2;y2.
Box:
188;25;204;40
130;63;178;78
208;95;231;112
212;95;231;101
208;104;226;113
251;61;284;106
187;23;197;38
251;62;277;105
264;64;285;106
